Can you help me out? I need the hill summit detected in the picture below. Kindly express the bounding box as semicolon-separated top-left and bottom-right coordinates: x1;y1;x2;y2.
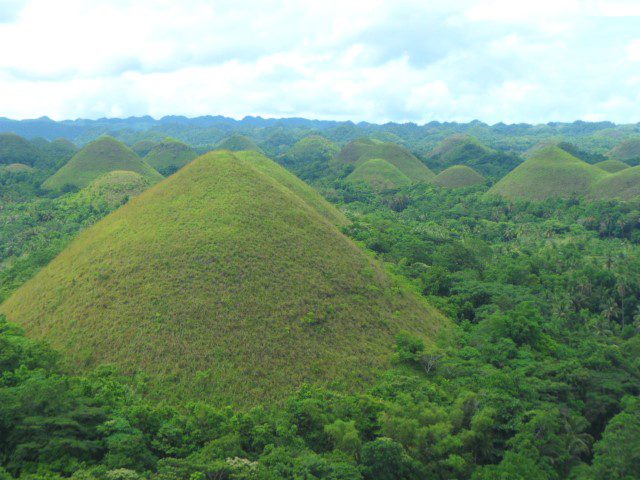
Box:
42;136;163;191
144;137;197;175
1;150;445;405
216;134;262;152
434;165;485;188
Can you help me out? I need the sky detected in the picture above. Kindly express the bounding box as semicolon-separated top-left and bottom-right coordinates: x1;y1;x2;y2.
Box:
0;0;639;124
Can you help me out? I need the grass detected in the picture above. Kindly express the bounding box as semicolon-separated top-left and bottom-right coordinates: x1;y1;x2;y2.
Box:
433;165;485;188
488;146;608;201
608;138;640;163
0;133;42;166
1;163;36;173
131;139;160;157
42;136;163;191
144;137;197;173
76;170;153;209
590;166;640;201
594;159;630;173
1;150;447;406
334;138;434;181
216;134;262;152
346;158;412;191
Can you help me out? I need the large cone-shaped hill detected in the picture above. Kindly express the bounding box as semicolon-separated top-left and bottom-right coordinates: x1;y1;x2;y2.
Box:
434;165;485;188
42;136;163;191
335;138;434;182
346;158;411;191
144;137;197;174
488;146;608;201
216;134;262;153
1;150;445;405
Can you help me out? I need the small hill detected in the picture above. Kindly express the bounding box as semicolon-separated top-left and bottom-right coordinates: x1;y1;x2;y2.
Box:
594;159;630;173
75;170;153;209
346;158;411;191
335;138;434;181
1;163;36;173
591;166;640;201
488;146;608;201
144;137;197;175
434;165;485;188
42;136;163;191
427;134;520;178
34;138;78;170
216;134;262;152
608;138;640;165
281;135;340;181
0;133;42;166
131;140;159;157
0;150;445;405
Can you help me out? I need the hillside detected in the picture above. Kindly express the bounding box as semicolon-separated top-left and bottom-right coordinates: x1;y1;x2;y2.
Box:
144;137;197;174
335;138;434;181
216;134;262;152
346;158;411;190
0;163;36;173
608;138;640;165
281;135;340;181
434;165;485;188
594;159;629;173
131;139;159;157
75;170;153;209
0;133;42;166
427;134;521;178
42;136;163;191
1;150;445;405
488;146;608;201
591;166;640;201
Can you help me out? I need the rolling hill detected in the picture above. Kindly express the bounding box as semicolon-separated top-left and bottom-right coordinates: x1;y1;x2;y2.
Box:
346;158;411;191
434;165;485;188
594;159;630;173
335;138;434;181
0;163;36;173
144;137;197;174
131;139;159;157
608;138;640;165
488;146;608;201
281;135;340;181
216;134;262;152
590;166;640;201
42;136;163;191
0;133;42;166
0;150;445;405
75;170;153;209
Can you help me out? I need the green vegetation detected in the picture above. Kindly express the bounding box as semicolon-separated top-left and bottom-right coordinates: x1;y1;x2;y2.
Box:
1;150;445;405
280;135;340;181
594;159;629;173
216;134;262;152
42;136;163;191
0;133;41;166
334;138;434;182
426;134;521;178
76;170;153;209
489;145;608;201
346;158;412;191
0;163;35;173
131;139;159;157
608;137;640;165
433;165;485;188
143;137;197;175
591;166;640;201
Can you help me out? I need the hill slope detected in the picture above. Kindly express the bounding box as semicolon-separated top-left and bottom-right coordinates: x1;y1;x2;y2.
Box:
488;146;608;201
335;138;434;181
144;137;197;174
42;136;163;191
1;150;444;405
594;159;630;173
346;158;411;190
281;135;340;181
0;133;42;166
608;138;640;165
76;170;153;209
591;166;640;201
434;165;485;188
216;134;262;152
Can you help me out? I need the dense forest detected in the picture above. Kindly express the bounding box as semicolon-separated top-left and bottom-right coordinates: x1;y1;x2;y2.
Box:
0;120;639;479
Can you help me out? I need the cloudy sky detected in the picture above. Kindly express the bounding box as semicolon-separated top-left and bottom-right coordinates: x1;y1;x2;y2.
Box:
0;0;639;124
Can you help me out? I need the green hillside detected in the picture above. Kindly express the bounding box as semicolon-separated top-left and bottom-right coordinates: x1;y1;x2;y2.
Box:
346;158;412;191
216;134;262;152
427;134;520;178
281;135;340;181
608;138;640;164
488;146;608;201
76;170;153;209
131;139;159;157
0;133;42;166
591;166;640;201
144;137;197;174
594;159;629;173
335;138;434;181
0;163;35;173
1;150;445;405
42;136;163;191
434;165;485;188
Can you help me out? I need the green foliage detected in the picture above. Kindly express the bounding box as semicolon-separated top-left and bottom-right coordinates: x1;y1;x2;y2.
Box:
144;138;197;175
280;135;340;182
0;133;42;166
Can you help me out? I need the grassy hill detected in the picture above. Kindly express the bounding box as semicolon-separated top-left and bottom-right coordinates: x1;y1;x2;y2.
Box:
346;158;412;191
591;166;640;201
75;170;153;209
434;165;485;188
488;146;608;201
0;163;36;173
281;135;340;181
144;137;197;175
594;159;630;173
0;133;42;166
427;134;521;178
0;150;445;405
131;139;159;157
42;136;163;191
335;138;434;181
216;134;262;152
608;138;640;165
